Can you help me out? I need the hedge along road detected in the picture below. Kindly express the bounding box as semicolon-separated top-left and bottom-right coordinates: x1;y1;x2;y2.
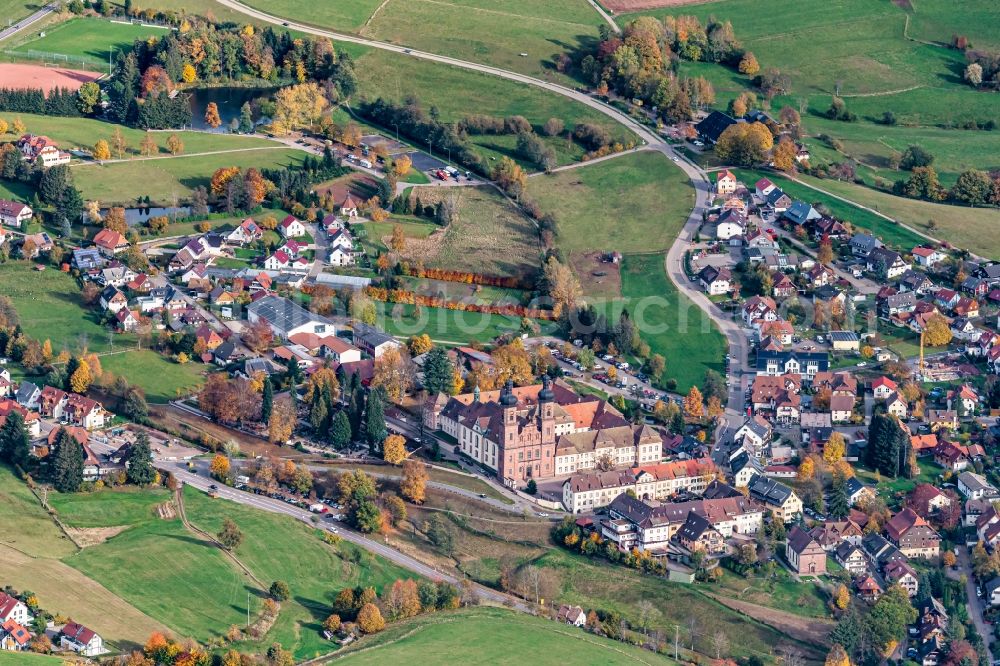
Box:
217;0;745;434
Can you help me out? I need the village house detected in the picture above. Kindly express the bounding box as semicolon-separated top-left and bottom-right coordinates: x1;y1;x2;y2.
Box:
18;134;70;167
279;215;307;238
352;322;402;358
59;622;104;657
756;349;829;379
884;391;908;419
677;511;728;556
0;592;31;626
912;246;947;268
715;169;738;195
733;415;772;459
339;194;361;218
100;286;129;313
856;576;883;603
958;471;998;500
810;519;864;551
885;508;940;559
65;394;107;430
836;542;869;575
92;228;130;256
225;218;263;246
786;526;826;575
0;200;32;229
0;619;30;652
908;483;952;516
850;233;883;257
899;270;936;295
867;247;910;280
741;295;778;326
933;439;969;471
697;265;732;295
747;474;802;522
947;384;978;415
714;208;746;241
884;560;919;597
556;605;586;627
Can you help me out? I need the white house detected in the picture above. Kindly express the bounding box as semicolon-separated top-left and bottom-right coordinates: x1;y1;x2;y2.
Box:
0;200;32;228
0;592;31;626
247;294;334;339
715;169;738;195
59;622;104;657
328;246;355;266
278;215;307;238
958;471;998;500
912;246;947;268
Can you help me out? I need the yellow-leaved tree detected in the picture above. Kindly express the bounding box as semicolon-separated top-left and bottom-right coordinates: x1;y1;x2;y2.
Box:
383;434;406;465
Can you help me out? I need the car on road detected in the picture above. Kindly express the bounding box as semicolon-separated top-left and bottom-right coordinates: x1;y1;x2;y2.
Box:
209;484;218;491
857;361;867;367
671;156;679;161
478;493;487;498
536;512;549;517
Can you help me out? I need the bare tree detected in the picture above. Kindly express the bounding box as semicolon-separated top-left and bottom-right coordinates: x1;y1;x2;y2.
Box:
636;600;658;635
712;630;730;660
688;616;701;652
778;644;805;666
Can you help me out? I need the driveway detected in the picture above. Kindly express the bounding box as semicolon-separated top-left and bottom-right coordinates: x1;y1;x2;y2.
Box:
956;546;994;654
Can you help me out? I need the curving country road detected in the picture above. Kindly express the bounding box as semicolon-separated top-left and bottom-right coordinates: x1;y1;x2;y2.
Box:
164;462;533;612
215;0;750;440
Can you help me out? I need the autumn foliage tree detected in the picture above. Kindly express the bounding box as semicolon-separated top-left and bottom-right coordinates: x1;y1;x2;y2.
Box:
714;121;774;167
738;51;760;77
772;136;798;172
93;139;111;161
491;156;528;199
204;102;222;128
210;166;242;196
923;313;952;346
400;459;428;504
356;603;385;634
683;386;704;419
825;643;850;666
383;433;406;465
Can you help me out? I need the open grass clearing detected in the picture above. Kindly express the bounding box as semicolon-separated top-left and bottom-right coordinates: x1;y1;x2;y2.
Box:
64;514;256;642
0;113;274;156
0;652;64;665
332;606;679;665
390;186;542;279
905;0;1000;51
9;17;168;67
0;261;135;354
0;465;77;559
99;350;208;402
619;253;726;393
353;49;635;168
366;0;602;83
527;150;693;255
182;487;413;661
310;461;514;504
241;0;383;32
49;486;172;528
71;147;304;203
713;567;830;619
398;276;529;305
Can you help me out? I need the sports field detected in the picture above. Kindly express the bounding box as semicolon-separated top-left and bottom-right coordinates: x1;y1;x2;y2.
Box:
333;607;679;665
0;63;102;91
9;17;168;68
71;147;303;202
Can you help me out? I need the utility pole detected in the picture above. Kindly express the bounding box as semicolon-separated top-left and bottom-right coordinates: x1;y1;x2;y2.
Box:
674;624;679;660
247;591;250;629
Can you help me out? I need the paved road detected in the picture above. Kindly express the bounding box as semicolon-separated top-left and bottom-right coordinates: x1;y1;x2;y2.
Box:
162;462;532;612
956;546;994;654
0;3;56;42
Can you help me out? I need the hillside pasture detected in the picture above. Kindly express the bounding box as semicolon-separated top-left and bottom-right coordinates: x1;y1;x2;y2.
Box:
366;0;603;81
70;147;304;203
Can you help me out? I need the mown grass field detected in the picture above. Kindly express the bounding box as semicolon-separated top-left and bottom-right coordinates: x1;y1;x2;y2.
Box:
0;261;136;354
100;350;208;402
66;513;254;641
241;0;383;32
183;488;413;661
332;606;679;665
527;151;693;256
71;147;303;202
0;113;275;156
0;468;170;647
620;253;726;393
366;0;602;82
353;50;635;167
9;17;168;67
49;485;172;528
0;0;35;22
